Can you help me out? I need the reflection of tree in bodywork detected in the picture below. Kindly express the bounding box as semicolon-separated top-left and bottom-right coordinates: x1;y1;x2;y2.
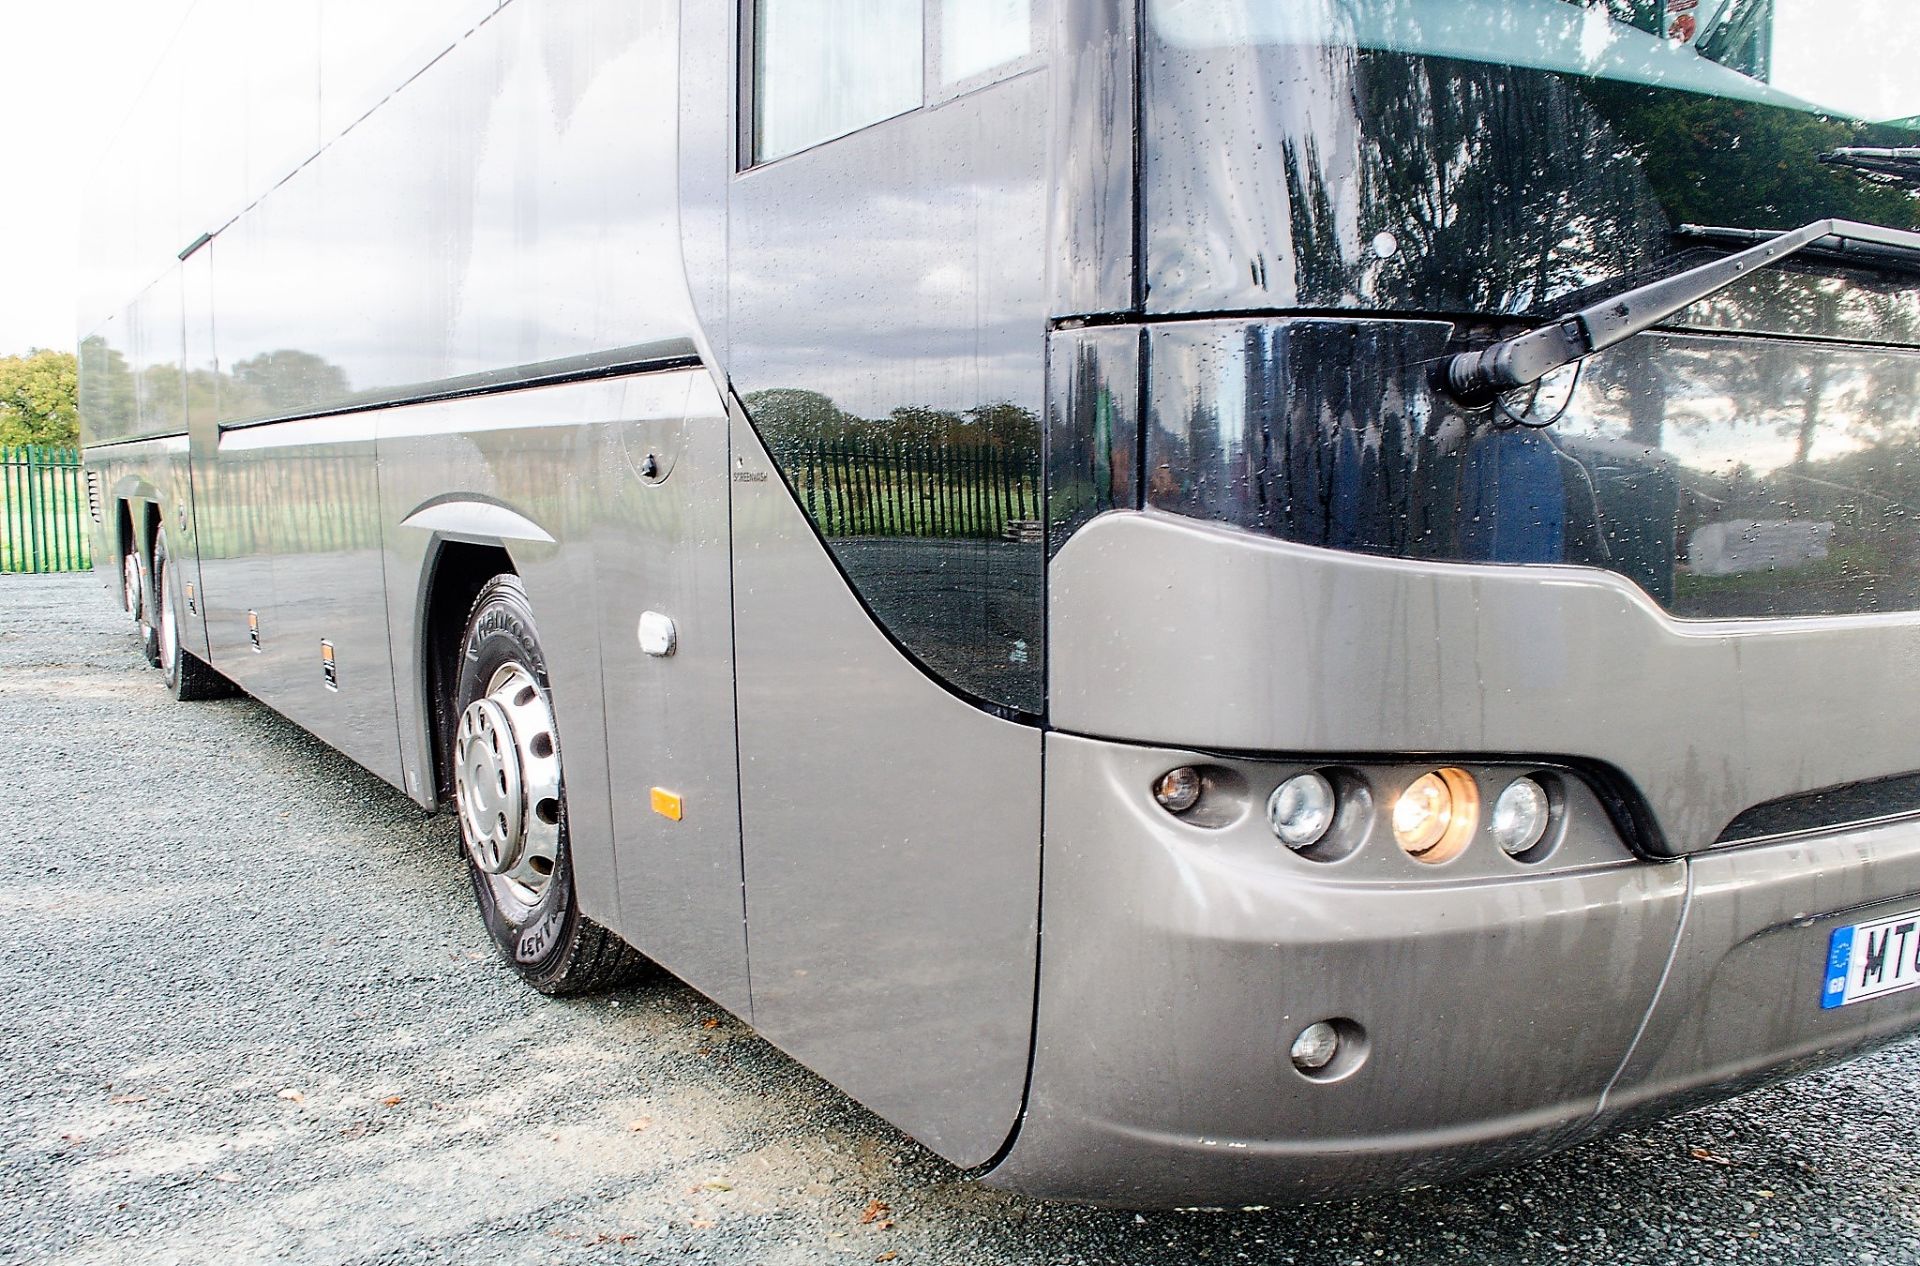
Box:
229;350;353;418
745;388;1044;716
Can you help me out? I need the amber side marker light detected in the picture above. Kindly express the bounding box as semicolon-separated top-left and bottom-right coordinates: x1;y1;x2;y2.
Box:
1392;768;1478;863
651;787;684;821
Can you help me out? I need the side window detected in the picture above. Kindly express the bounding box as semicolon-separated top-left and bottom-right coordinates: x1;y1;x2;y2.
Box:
752;0;924;163
933;0;1038;91
750;0;1044;164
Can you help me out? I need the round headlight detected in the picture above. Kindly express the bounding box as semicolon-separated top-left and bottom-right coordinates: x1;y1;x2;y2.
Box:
1290;1020;1340;1072
1392;768;1479;863
1492;776;1551;856
1268;772;1336;849
1153;766;1203;815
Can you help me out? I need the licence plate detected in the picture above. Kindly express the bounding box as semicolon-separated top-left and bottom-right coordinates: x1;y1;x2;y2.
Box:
1823;910;1920;1009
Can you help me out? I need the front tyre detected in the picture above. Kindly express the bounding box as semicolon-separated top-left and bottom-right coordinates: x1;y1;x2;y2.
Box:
452;574;643;995
153;529;230;701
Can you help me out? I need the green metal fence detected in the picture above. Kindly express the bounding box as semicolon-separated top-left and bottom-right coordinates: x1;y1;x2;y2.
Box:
1;446;92;574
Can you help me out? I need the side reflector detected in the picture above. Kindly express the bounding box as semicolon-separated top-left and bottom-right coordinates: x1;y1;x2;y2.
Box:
651;787;683;821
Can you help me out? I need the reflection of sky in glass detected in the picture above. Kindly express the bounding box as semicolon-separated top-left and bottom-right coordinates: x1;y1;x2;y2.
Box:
757;0;923;161
1572;334;1916;478
1761;0;1920;122
940;0;1031;83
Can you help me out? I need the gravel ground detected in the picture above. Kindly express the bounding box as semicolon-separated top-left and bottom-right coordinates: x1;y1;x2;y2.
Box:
5;569;1920;1266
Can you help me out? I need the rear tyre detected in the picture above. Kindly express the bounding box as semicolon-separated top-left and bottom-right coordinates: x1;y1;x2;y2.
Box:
154;529;230;701
124;538;160;667
451;574;645;995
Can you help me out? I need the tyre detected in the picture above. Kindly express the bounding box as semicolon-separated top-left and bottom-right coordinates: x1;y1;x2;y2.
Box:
451;574;644;995
154;529;231;701
124;538;160;667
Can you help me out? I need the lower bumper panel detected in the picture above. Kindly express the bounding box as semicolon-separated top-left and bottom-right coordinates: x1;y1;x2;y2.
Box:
986;734;1920;1206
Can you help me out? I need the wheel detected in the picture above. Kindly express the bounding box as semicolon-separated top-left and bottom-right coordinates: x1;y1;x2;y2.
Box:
451;574;644;995
121;546;142;618
124;539;160;667
154;529;230;701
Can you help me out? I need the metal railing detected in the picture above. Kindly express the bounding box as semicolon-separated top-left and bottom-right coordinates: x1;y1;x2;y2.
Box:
1;446;92;574
790;439;1040;542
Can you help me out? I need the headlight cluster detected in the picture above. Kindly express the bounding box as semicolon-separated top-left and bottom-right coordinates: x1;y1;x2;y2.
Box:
1153;762;1563;865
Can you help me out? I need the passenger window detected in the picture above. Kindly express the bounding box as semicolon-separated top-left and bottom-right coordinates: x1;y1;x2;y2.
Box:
753;0;924;162
935;0;1037;87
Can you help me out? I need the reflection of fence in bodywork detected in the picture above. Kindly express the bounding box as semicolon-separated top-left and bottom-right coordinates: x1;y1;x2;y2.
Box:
788;439;1040;540
1;447;91;574
205;450;384;559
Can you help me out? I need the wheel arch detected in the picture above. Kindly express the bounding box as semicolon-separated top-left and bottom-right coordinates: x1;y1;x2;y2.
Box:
417;537;519;807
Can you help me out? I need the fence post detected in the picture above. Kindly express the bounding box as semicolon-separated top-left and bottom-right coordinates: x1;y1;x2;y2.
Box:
26;446;43;573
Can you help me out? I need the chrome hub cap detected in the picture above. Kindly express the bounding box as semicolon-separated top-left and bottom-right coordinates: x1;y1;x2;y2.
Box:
454;663;561;911
158;563;179;671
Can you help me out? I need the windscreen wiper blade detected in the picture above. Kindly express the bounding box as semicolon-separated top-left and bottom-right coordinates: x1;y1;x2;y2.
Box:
1821;147;1920;184
1672;222;1920;277
1440;218;1920;407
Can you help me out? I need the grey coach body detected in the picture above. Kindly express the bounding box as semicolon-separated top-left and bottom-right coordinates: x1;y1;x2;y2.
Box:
77;0;1920;1206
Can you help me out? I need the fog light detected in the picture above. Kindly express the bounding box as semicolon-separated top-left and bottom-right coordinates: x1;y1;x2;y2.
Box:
1392;768;1479;863
1492;776;1551;856
1153;766;1203;814
1290;1021;1340;1071
1268;772;1336;850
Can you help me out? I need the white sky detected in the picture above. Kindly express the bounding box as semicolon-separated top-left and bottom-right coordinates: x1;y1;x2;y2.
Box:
0;0;198;356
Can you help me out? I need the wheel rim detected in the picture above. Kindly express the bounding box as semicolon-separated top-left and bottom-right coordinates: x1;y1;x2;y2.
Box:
158;556;180;673
453;662;562;915
123;552;142;620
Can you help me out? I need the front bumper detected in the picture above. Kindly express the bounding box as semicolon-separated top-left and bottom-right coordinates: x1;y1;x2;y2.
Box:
983;733;1920;1206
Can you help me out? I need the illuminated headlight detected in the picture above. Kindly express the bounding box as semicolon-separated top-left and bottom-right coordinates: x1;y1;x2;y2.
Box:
1492;776;1551;856
1392;768;1479;863
1267;772;1336;850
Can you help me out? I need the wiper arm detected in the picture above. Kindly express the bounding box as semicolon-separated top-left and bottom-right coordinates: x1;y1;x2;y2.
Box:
1439;218;1920;408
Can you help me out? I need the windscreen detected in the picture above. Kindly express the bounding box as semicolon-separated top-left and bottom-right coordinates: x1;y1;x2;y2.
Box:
1144;0;1920;336
1119;0;1920;621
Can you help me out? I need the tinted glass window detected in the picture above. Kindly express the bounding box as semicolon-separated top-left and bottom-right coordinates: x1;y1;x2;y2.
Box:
754;0;924;162
1119;0;1920;624
1144;0;1920;337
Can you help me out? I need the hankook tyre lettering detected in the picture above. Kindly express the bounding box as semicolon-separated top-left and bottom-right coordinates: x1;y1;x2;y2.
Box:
452;574;644;995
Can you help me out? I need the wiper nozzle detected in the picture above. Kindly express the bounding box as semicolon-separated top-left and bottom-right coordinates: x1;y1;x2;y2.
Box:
1440;218;1920;409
